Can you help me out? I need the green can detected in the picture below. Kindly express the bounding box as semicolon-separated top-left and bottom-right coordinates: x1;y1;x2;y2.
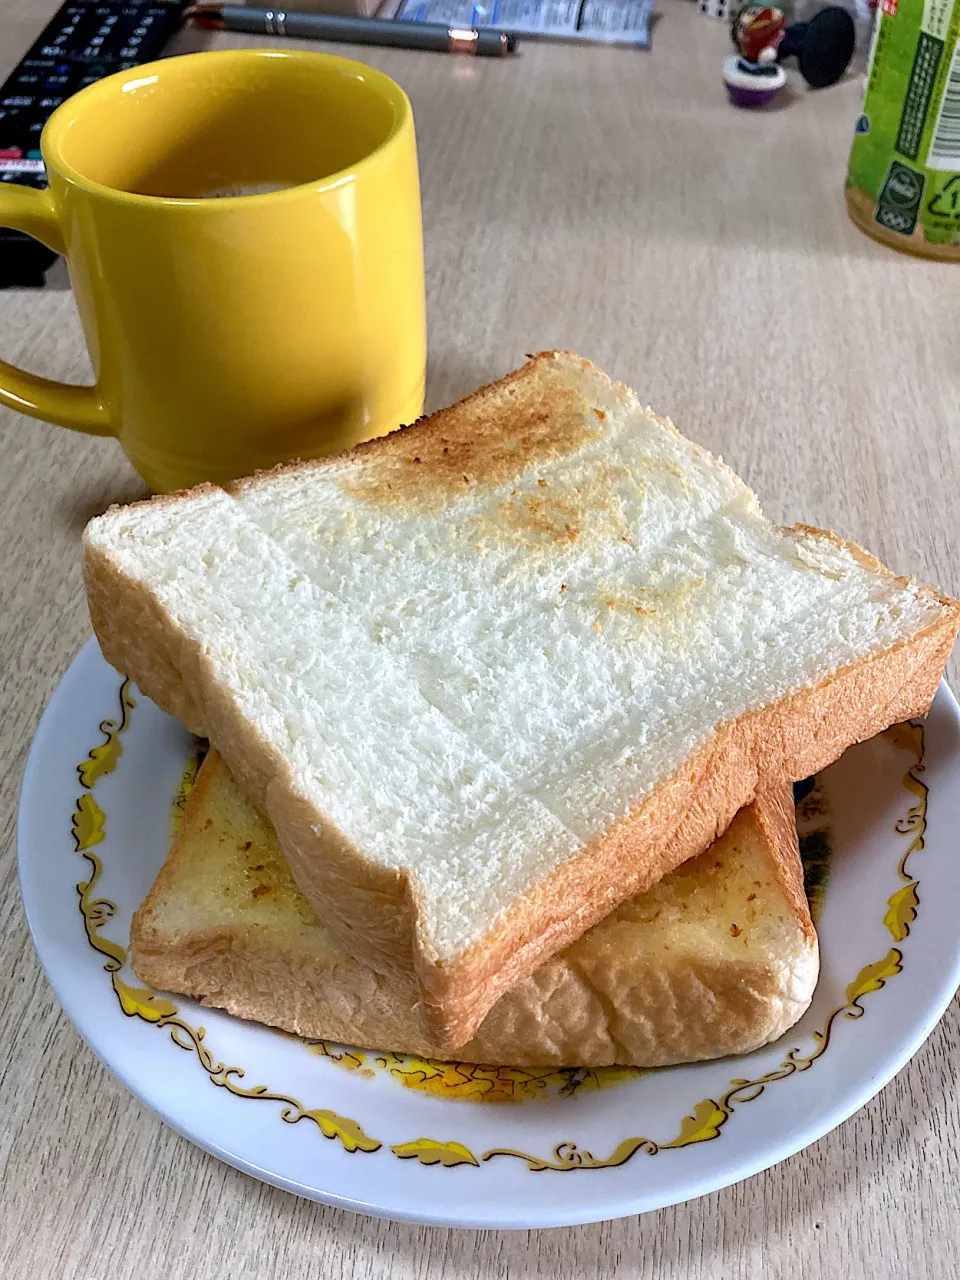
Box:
847;0;960;259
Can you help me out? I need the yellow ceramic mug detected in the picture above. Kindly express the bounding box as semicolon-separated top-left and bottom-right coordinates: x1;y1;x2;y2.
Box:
0;49;426;492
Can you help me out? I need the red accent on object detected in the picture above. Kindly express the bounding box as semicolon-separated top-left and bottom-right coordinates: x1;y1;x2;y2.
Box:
733;6;788;64
881;0;897;14
0;147;22;159
183;5;224;29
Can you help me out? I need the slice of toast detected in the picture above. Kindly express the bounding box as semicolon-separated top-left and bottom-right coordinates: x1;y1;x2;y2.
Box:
130;751;819;1068
84;352;960;1050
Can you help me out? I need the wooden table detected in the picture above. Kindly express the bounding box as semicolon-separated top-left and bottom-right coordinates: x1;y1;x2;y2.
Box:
2;2;958;1275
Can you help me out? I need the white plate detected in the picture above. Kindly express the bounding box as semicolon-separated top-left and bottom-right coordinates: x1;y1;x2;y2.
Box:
17;641;960;1228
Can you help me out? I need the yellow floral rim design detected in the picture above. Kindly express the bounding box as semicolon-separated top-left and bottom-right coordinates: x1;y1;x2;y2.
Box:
71;680;927;1173
307;1038;645;1104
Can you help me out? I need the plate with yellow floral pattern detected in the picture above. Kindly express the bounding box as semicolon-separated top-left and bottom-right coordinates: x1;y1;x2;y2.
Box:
17;641;960;1228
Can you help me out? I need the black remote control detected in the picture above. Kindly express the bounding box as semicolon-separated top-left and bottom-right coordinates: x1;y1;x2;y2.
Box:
0;2;188;285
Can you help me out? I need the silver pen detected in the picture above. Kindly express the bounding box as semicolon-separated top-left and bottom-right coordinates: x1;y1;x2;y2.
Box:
185;5;519;57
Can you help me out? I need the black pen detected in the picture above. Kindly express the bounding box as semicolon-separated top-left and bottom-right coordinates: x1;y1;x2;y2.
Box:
185;5;518;57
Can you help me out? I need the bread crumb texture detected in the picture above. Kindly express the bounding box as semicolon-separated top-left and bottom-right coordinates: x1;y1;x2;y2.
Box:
88;352;955;966
131;755;819;1067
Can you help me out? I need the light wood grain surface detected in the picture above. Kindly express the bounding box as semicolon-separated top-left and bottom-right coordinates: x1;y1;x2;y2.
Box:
2;3;959;1276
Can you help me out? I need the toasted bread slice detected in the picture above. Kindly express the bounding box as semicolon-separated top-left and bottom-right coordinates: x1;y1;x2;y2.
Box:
129;752;818;1067
86;352;959;1049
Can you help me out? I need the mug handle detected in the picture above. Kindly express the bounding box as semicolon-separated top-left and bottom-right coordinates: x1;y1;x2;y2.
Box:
0;184;112;436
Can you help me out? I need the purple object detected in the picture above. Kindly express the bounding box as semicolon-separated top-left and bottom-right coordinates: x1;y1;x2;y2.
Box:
722;54;786;107
724;80;782;106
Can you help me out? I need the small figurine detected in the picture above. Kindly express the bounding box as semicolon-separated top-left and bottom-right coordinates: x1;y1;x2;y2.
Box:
723;5;788;108
723;4;857;108
734;3;788;63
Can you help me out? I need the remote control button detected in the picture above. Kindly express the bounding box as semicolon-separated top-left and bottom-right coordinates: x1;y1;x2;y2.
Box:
0;0;192;249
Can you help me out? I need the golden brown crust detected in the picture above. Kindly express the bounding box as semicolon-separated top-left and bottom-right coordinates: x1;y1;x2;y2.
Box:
233;351;601;481
229;351;616;519
227;351;750;523
131;930;815;1068
131;770;817;1068
752;782;814;946
86;352;960;1051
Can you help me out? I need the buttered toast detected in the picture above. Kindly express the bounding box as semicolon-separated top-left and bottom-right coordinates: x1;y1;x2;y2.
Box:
85;352;960;1049
131;752;819;1068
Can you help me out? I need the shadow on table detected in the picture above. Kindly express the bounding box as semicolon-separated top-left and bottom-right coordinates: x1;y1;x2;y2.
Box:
424;349;502;417
41;347;497;526
37;437;147;535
